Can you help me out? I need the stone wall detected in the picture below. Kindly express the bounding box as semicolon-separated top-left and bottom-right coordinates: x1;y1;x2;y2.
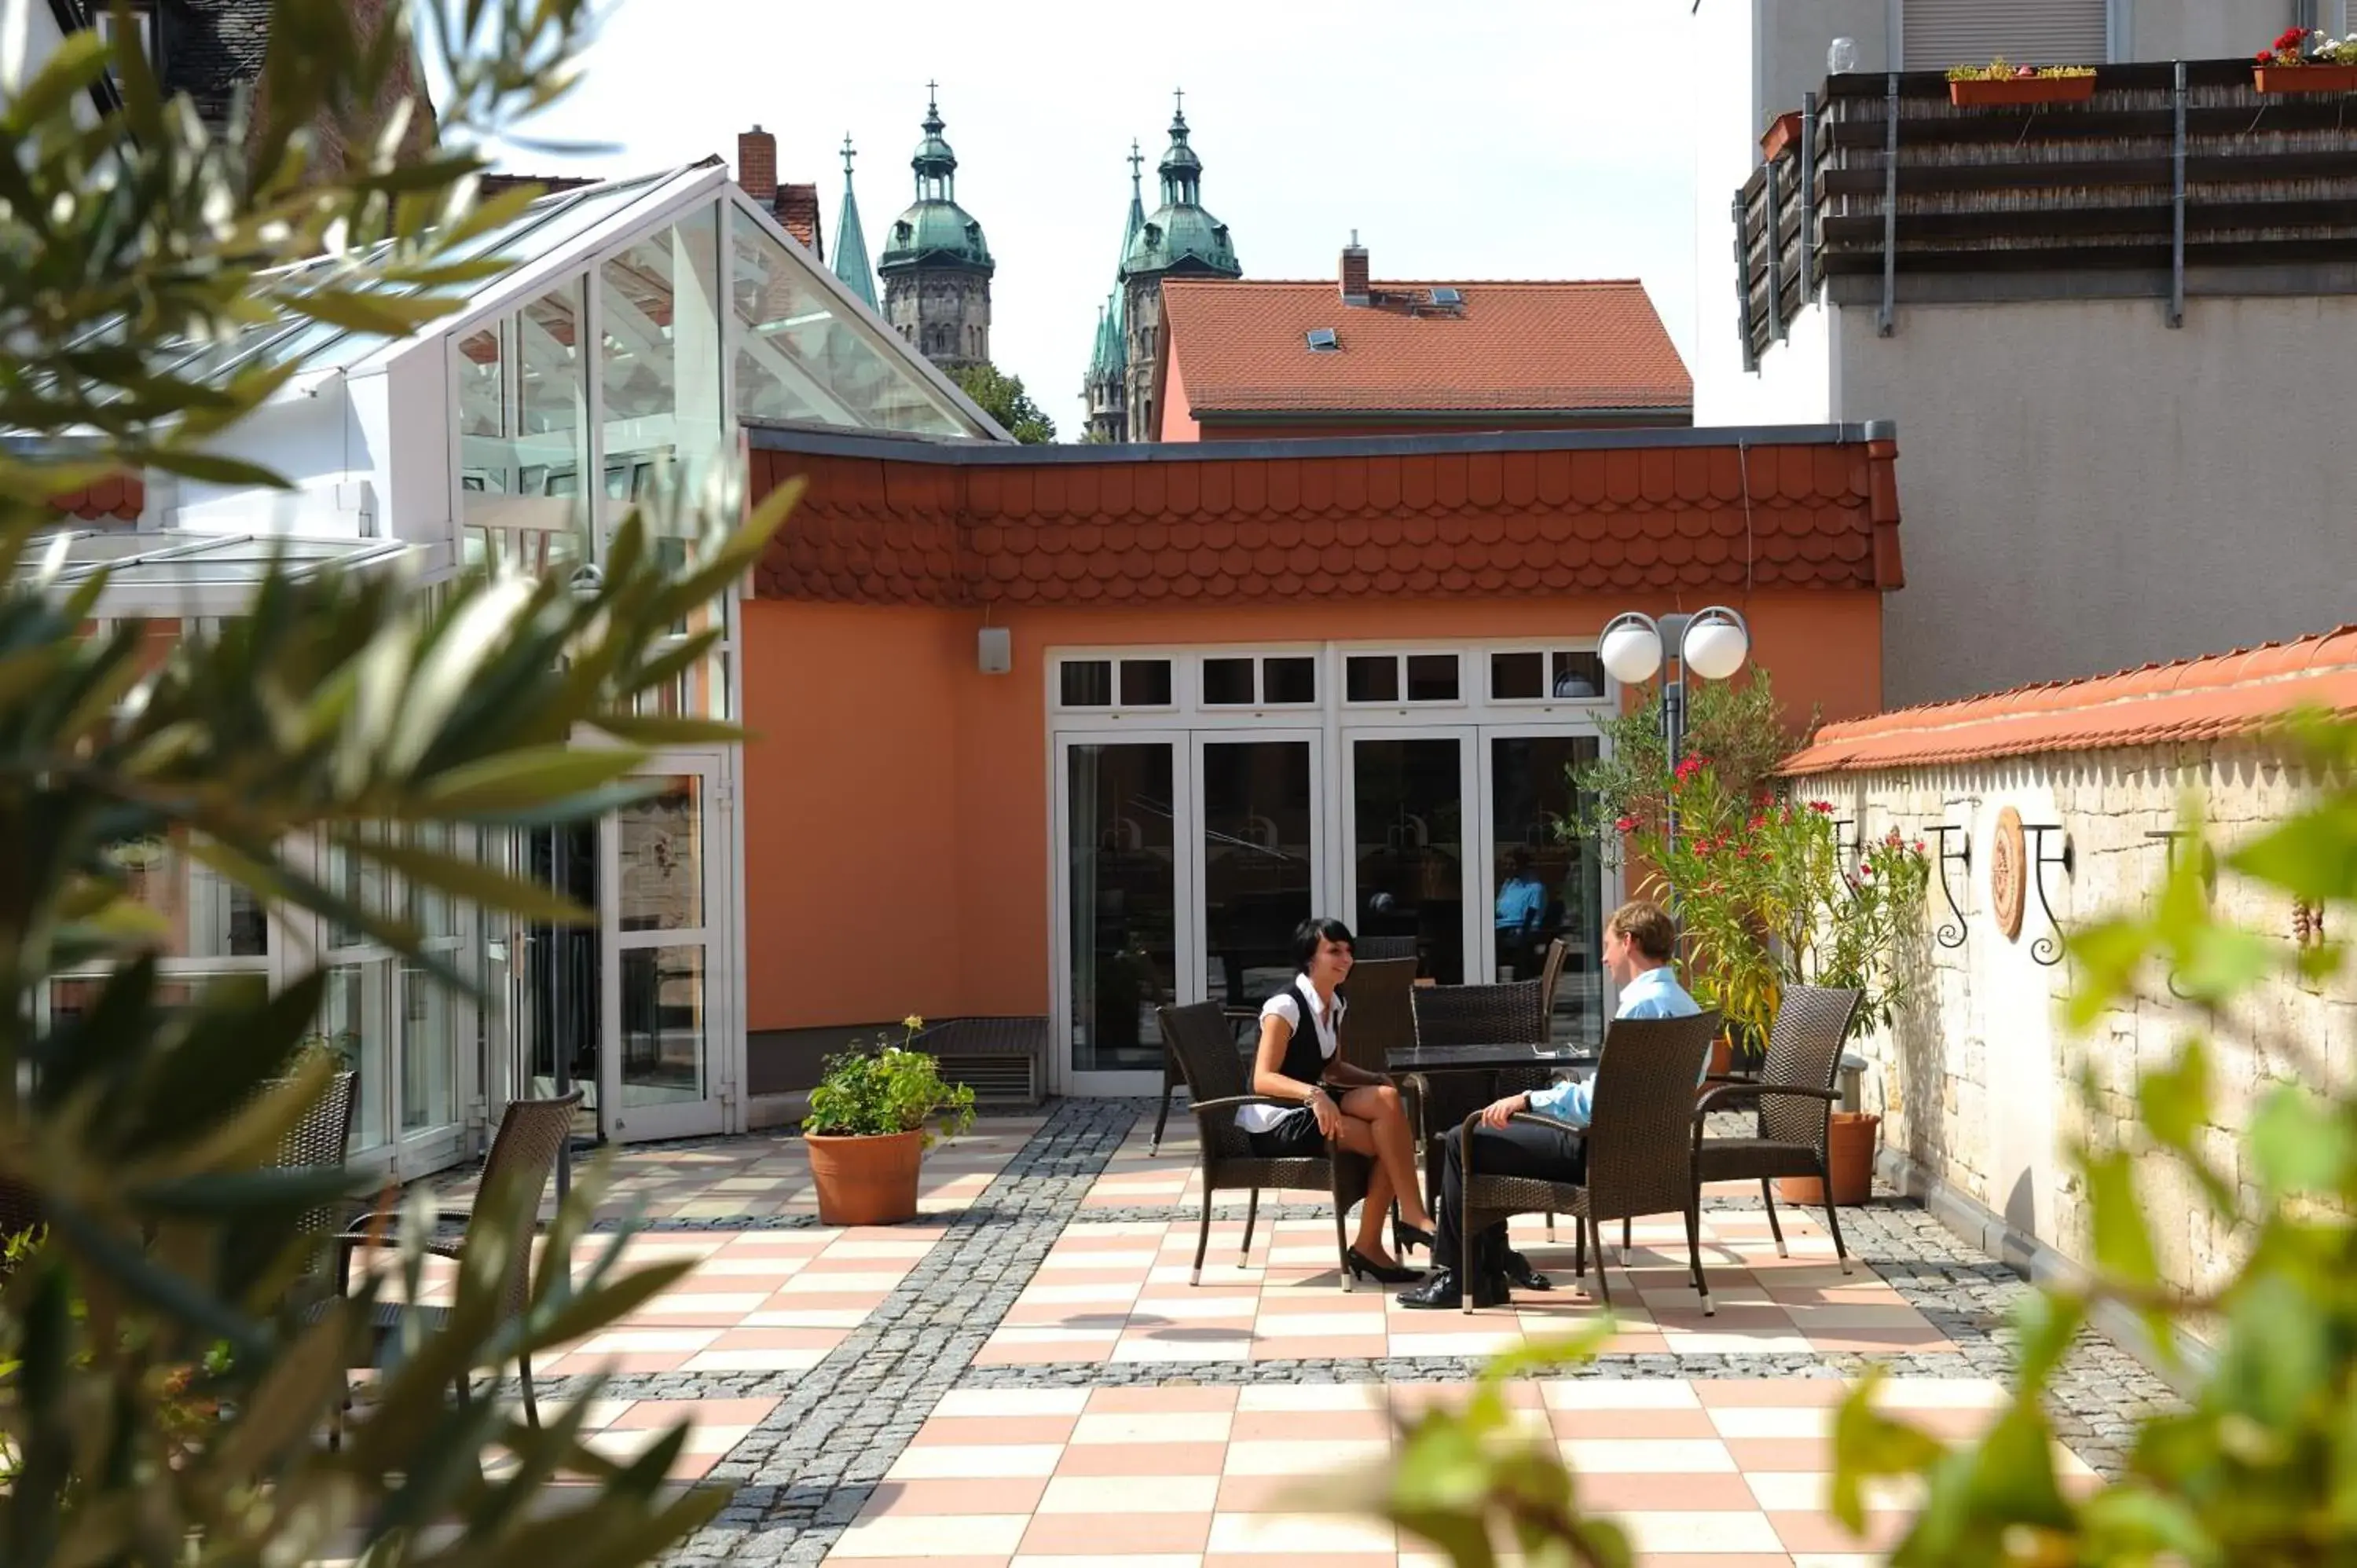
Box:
1808;741;2356;1312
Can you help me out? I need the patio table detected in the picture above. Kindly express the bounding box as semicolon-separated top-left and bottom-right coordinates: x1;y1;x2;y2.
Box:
1386;1041;1596;1076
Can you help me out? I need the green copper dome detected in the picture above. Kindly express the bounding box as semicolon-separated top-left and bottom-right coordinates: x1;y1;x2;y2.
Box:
878;89;994;275
1122;96;1239;280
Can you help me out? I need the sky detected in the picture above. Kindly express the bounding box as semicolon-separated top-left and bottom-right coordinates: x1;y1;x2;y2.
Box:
500;0;1705;438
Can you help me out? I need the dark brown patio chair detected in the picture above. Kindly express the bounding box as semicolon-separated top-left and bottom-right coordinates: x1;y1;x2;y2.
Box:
1337;957;1417;1075
1691;985;1864;1296
1404;977;1551;1214
1157;1001;1374;1290
1457;1009;1721;1313
332;1091;581;1430
1355;935;1420;963
1534;938;1571;1025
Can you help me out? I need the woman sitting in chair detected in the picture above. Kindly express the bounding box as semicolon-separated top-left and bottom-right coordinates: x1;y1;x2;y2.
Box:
1238;916;1436;1284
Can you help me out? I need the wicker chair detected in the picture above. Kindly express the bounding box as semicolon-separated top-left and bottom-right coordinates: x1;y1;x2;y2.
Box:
1336;957;1417;1074
1457;1009;1722;1313
1534;938;1571;1026
1404;977;1551;1213
1157;1001;1374;1290
1354;935;1420;962
332;1091;581;1429
278;1069;360;1247
1692;986;1864;1287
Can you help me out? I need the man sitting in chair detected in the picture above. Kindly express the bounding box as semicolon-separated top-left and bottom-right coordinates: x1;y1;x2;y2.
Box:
1399;899;1700;1310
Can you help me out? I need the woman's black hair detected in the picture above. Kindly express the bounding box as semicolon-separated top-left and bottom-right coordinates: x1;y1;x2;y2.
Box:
1292;916;1356;973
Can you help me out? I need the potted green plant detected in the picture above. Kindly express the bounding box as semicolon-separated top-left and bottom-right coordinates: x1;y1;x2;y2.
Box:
2254;26;2357;92
1947;57;2097;106
802;1018;978;1226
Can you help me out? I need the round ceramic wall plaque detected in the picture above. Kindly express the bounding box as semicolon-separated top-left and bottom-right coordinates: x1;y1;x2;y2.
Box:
1989;806;2026;941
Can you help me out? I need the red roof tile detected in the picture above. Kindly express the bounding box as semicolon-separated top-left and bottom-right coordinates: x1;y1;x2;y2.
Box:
1160;280;1692;417
775;183;823;262
1783;626;2357;775
49;474;144;522
750;433;1901;607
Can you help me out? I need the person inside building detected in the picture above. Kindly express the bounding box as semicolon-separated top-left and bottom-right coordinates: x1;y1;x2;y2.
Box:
1398;899;1700;1310
1241;916;1436;1284
1494;848;1547;978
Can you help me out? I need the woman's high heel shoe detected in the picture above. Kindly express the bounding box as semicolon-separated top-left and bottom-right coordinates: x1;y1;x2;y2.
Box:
1393;1217;1435;1256
1345;1247;1424;1286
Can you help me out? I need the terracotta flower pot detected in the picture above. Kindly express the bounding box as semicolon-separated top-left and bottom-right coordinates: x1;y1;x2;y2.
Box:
805;1127;926;1226
1760;110;1802;162
1949;75;2096;107
1776;1111;1879;1207
2255;63;2357;93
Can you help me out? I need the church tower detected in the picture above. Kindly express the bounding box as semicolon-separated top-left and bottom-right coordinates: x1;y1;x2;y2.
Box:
832;134;880;311
877;86;995;371
1082;141;1147;442
1119;91;1241;441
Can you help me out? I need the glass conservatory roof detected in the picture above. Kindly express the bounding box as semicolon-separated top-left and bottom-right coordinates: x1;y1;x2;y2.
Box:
19;530;409;591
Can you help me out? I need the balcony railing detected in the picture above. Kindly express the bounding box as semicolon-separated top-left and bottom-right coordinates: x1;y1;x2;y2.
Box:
1736;60;2357;367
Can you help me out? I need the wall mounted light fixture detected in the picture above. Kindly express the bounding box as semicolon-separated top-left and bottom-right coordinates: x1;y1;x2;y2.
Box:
2025;823;2074;967
1928;822;1970;949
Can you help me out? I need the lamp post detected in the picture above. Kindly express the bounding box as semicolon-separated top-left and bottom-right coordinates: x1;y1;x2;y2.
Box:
1597;606;1752;861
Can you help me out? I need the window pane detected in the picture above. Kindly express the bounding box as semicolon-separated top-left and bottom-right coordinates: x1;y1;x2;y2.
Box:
618;776;706;932
621;946;706;1105
1490;735;1605;1047
1406;654;1460;702
1201;741;1314;1009
460;279;589;568
1065;743;1175;1073
1345;654;1398;704
1351;737;1465;984
111;834;267;958
1262;657;1317;705
1551;651;1605;698
322;959;394;1152
1201;657;1255;705
399;958;456;1132
601;203;728;529
1118;659;1172;707
1061;660;1112;706
1490;651;1544;701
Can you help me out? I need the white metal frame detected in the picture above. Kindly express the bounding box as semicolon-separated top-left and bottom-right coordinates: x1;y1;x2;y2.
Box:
1188;726;1327;1017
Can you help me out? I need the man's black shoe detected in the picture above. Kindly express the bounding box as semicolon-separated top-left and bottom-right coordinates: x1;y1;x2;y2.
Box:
1398;1269;1512;1310
1502;1248;1555;1292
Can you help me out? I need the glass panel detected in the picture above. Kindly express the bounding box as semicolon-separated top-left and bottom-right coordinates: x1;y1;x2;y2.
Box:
521;822;599;1119
620;946;706;1106
1351;738;1465;984
1550;651;1605;698
325;836;389;949
1201;741;1314;1010
618;776;705;932
1406;654;1461;702
601;204;728;527
1490;651;1544;701
1263;657;1317;705
408;823;456;940
460;277;588;566
110;834;267;958
1060;660;1112;707
1345;655;1398;704
1490;735;1606;1046
731;207;983;437
1119;659;1173;707
399;957;456;1133
1066;743;1175;1073
1201;657;1255;705
322;958;394;1152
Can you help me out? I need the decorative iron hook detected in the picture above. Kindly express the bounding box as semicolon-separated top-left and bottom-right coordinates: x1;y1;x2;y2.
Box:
2145;830;2205;999
1929;822;1970;949
1834;818;1864;903
2026;824;2074;966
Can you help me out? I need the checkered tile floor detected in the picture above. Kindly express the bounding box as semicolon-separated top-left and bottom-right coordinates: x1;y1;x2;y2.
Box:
832;1379;2093;1566
503;1395;779;1483
432;1117;1043;1222
977;1212;1952;1365
350;1225;944;1376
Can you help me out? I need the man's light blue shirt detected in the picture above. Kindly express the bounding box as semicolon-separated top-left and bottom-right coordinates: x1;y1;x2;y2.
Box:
1523;964;1701;1128
1495;877;1545;930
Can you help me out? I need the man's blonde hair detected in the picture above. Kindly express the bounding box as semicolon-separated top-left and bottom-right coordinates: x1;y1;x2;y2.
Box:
1606;899;1678;963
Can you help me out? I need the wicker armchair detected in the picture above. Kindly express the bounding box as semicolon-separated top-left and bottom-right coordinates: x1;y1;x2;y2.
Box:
332;1092;581;1429
1405;977;1552;1213
1692;985;1864;1284
1354;935;1420;962
1457;1010;1722;1314
1157;1002;1374;1290
1534;938;1571;1025
1336;957;1417;1074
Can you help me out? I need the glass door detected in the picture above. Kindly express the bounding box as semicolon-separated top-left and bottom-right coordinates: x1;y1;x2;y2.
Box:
1342;729;1479;984
516;819;599;1132
1058;734;1188;1091
598;758;731;1141
1192;732;1322;1013
1479;730;1611;1047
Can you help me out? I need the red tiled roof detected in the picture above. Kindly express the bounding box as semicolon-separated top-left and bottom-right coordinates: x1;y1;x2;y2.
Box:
750;432;1901;606
50;474;144;522
1783;626;2357;775
775;183;823;261
1160;280;1692;416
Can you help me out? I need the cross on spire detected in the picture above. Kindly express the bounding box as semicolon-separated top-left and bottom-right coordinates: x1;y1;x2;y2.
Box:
1127;140;1143;185
841;134;856;181
1173;86;1185;115
926;79;939;112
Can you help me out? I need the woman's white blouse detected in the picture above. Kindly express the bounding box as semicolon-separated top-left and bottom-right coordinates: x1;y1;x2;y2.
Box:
1236;976;1343;1134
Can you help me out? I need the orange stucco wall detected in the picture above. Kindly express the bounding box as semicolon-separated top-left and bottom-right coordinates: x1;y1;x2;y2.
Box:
742;591;1884;1034
1194;415;1690;441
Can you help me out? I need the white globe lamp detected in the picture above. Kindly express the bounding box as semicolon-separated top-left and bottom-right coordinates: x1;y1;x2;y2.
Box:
1681;607;1751;682
1598;614;1664;687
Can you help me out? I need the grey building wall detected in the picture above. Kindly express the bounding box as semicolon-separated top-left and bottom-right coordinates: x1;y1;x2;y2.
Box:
882;269;991;372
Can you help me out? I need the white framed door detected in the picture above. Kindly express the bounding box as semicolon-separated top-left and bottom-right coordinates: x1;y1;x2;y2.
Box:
1053;730;1191;1096
1473;725;1619;1046
1340;726;1480;985
597;755;733;1141
1189;729;1325;1014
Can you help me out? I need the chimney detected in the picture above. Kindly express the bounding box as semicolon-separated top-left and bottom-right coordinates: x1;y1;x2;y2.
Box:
1340;230;1370;306
737;124;778;204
